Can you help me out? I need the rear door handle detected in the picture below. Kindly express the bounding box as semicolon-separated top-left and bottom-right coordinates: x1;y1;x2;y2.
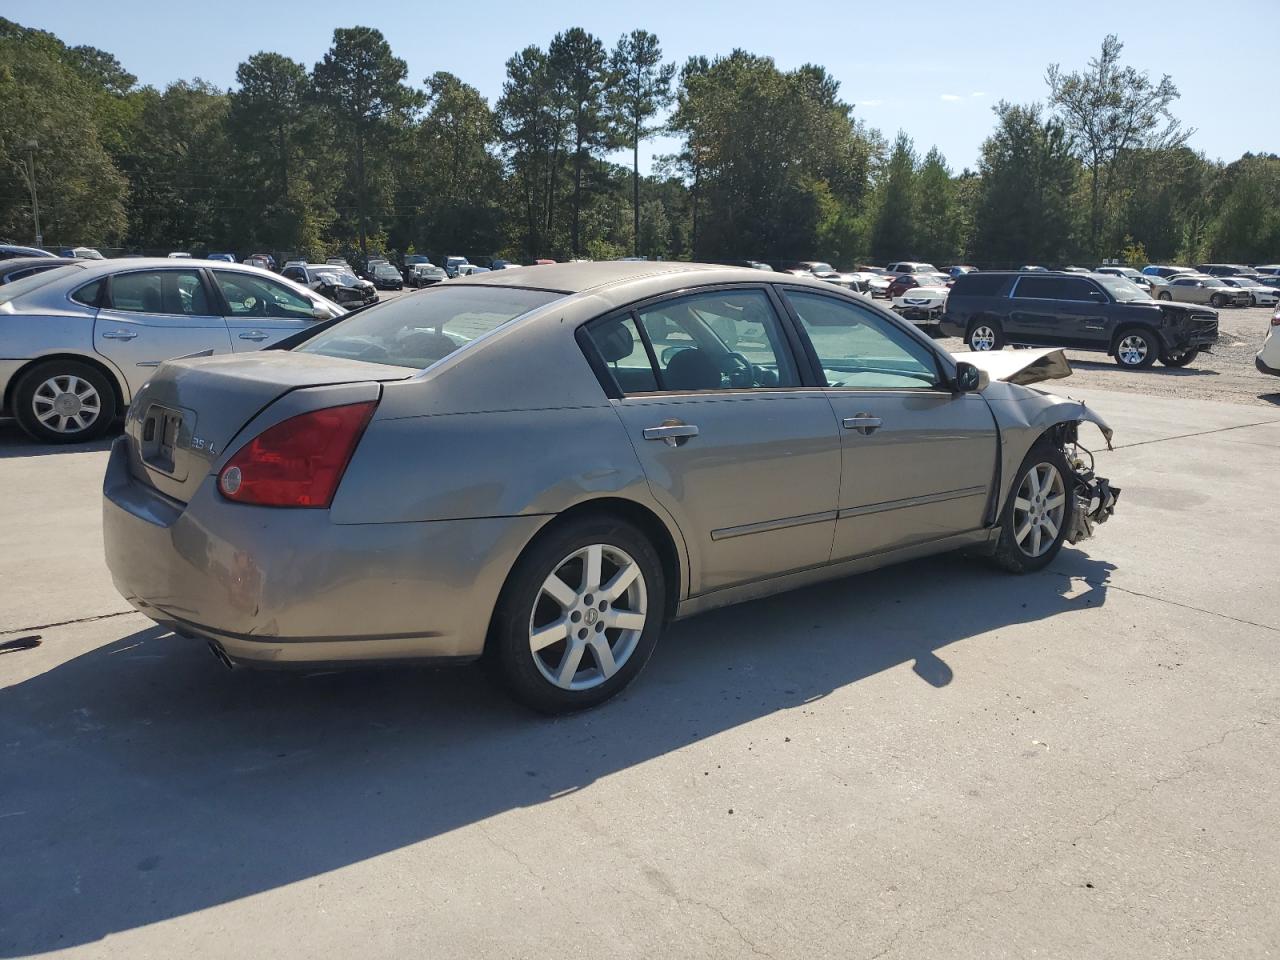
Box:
238;331;269;341
101;330;138;341
842;415;883;435
643;422;699;447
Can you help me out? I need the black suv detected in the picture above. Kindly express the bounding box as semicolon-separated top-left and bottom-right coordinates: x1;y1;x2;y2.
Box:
940;271;1219;369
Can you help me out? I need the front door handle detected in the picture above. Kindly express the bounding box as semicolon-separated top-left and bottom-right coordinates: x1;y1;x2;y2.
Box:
101;330;138;341
842;414;883;435
643;421;699;447
238;331;269;341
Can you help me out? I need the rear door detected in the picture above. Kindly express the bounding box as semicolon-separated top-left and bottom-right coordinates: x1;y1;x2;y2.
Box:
93;268;233;396
581;286;842;595
779;289;998;561
211;269;326;350
1007;275;1069;344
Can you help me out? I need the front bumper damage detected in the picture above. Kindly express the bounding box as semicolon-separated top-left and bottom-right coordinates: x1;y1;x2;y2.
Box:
1065;447;1120;544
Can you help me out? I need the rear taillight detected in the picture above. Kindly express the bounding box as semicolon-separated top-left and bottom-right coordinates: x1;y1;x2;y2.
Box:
218;401;377;507
1272;309;1280;326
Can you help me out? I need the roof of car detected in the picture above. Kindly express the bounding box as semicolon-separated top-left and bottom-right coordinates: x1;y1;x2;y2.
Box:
453;260;752;294
37;257;285;277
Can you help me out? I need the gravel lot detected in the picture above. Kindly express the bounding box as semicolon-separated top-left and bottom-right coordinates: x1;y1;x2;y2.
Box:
938;303;1280;407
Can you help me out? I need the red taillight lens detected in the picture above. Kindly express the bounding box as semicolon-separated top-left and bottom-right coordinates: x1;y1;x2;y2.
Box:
218;401;377;508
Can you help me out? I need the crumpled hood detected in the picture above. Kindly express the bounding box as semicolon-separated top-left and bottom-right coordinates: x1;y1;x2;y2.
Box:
957;346;1074;386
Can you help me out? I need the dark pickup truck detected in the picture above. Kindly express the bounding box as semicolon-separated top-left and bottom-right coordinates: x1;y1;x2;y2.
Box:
940;271;1219;368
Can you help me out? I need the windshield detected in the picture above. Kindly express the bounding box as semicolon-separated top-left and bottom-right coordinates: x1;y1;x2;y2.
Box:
297;285;563;368
1202;278;1227;288
0;264;84;305
1095;276;1151;302
374;265;399;276
309;265;359;285
809;263;836;274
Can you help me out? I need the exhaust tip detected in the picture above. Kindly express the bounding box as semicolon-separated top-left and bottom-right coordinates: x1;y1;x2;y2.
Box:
207;641;235;671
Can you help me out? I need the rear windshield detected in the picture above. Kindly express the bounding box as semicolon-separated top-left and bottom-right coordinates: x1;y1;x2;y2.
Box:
296;285;563;368
0;264;84;305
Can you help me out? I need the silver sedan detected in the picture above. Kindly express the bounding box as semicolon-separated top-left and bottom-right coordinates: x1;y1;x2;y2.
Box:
103;263;1119;713
0;258;343;443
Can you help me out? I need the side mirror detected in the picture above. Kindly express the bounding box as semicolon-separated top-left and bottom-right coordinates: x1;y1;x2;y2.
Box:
310;307;329;321
954;361;988;393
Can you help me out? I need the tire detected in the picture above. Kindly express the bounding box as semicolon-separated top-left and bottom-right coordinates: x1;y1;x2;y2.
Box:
1157;291;1172;301
1210;293;1225;308
488;515;666;714
1113;327;1158;369
1159;347;1200;368
966;320;1004;352
991;442;1075;574
13;359;117;444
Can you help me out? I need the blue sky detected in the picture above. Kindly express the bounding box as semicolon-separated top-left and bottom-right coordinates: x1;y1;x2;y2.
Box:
18;0;1275;174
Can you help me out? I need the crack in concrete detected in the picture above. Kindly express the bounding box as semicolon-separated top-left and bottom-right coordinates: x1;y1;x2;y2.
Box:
0;610;136;637
677;896;776;960
1109;417;1280;451
476;825;544;887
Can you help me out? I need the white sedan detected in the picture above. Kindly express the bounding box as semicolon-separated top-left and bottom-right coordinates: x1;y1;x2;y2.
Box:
892;281;949;327
1221;277;1279;307
1258;307;1280;376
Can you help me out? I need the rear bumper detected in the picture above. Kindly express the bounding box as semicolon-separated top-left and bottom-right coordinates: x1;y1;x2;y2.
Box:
1257;353;1280;377
102;437;547;665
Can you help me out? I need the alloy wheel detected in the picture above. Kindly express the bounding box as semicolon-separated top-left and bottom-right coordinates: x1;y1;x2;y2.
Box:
528;543;648;691
1116;334;1149;366
970;325;997;350
32;375;102;434
1012;462;1067;558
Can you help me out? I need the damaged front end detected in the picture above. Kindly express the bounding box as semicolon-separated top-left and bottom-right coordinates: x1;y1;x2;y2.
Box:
1062;429;1120;544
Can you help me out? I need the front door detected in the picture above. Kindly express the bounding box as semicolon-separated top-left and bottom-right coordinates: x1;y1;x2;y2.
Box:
582;288;842;595
211;269;326;350
780;289;999;561
93;268;233;397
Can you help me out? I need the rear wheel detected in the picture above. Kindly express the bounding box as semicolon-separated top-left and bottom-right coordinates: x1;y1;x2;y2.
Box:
1157;291;1172;301
991;444;1075;573
488;516;666;714
1210;293;1225;308
13;360;117;444
1160;347;1200;368
966;321;1004;352
1113;328;1157;369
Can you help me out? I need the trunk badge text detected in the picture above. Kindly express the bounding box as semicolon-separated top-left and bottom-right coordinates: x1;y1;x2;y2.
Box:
190;436;217;456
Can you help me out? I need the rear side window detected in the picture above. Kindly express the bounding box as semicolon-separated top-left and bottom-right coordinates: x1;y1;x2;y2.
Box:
71;278;105;306
108;270;212;315
1012;276;1063;299
296;285;563;368
951;273;1007;297
584;315;659;394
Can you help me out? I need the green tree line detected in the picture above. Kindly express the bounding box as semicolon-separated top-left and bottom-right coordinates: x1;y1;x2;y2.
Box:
2;19;1277;266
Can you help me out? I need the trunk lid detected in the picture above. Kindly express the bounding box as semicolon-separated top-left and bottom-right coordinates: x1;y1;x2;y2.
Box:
124;352;414;503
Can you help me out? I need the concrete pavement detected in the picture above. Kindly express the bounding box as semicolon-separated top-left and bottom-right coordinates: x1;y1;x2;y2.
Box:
2;384;1279;959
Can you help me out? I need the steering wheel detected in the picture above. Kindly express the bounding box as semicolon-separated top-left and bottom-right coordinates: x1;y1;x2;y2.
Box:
720;351;757;387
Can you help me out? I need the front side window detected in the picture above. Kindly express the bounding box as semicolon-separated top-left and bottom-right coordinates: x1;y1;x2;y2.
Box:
634;289;799;392
109;270;211;315
296;285;562;369
1058;278;1102;302
785;290;940;390
213;270;316;319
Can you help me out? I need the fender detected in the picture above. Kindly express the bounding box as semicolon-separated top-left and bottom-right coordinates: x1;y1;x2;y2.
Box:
980;379;1114;516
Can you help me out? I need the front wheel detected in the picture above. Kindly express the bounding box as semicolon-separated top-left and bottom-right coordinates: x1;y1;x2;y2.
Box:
1114;328;1158;369
991;444;1075;573
1157;291;1172;301
488;516;666;714
13;360;117;444
1210;293;1225;308
1160;347;1200;368
966;321;1003;352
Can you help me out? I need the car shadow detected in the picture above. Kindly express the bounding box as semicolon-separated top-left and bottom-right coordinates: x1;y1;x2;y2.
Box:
1068;359;1218;377
0;420;118;459
1259;393;1280;406
0;549;1114;956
